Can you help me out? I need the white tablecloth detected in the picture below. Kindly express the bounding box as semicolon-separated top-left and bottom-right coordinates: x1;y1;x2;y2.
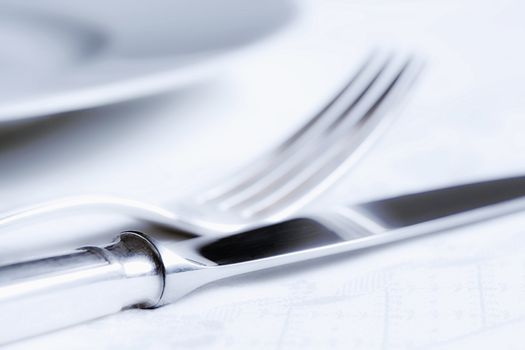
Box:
3;0;525;348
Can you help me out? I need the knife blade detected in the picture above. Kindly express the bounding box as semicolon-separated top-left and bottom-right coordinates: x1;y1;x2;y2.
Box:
2;175;525;344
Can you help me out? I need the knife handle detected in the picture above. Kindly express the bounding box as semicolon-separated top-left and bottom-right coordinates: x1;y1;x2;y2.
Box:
0;232;164;345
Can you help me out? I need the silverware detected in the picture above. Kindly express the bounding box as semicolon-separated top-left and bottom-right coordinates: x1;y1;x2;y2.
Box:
0;52;423;235
2;175;525;344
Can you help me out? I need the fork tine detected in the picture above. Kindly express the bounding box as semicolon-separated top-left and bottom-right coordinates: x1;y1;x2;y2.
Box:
238;56;424;218
215;53;400;211
275;50;378;151
210;56;394;210
201;52;391;206
198;52;382;202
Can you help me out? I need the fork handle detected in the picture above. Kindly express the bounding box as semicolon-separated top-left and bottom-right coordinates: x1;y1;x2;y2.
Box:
0;196;179;231
0;232;164;345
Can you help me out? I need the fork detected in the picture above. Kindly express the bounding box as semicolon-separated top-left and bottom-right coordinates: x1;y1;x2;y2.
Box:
0;51;423;235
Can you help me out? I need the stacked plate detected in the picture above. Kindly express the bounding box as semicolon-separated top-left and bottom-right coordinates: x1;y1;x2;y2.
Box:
0;0;295;122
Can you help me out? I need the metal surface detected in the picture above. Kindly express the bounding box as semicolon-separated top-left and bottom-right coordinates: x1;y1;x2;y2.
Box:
5;175;524;344
0;232;163;345
0;51;423;235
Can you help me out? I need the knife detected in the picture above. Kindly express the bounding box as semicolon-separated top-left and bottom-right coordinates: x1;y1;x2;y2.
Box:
2;175;525;344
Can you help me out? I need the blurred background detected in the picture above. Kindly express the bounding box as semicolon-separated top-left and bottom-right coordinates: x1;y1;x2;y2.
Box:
1;0;525;348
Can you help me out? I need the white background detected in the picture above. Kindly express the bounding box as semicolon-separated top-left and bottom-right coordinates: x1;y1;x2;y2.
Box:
2;0;525;348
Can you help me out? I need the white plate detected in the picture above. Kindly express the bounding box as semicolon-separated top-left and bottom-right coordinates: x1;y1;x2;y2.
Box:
0;0;295;122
